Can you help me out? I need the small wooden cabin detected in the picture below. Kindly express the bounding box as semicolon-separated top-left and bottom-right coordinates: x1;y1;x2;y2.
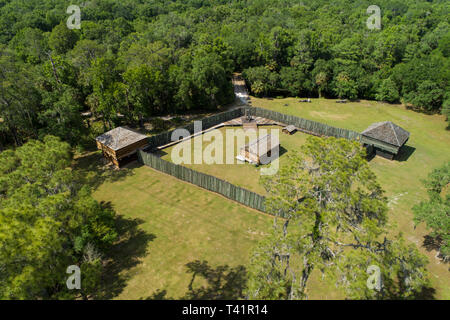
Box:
96;126;149;168
240;134;279;165
361;121;410;160
282;125;297;135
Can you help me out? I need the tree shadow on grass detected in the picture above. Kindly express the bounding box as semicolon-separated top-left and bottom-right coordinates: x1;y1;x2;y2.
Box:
73;151;137;190
422;235;449;265
408;286;437;300
183;260;247;300
423;235;442;252
144;260;248;300
385;284;436;300
98;209;156;299
143;289;170;300
142;260;438;300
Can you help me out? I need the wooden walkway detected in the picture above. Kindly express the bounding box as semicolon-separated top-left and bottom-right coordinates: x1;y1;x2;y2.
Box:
243;122;257;131
223;116;284;127
155;122;225;151
155;116;286;151
232;73;250;105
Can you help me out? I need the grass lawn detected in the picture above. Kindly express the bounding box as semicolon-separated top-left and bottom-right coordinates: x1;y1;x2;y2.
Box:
88;97;449;299
158;125;308;195
90;161;273;299
252;97;450;299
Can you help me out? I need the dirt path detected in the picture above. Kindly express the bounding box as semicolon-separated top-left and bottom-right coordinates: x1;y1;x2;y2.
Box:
232;73;250;106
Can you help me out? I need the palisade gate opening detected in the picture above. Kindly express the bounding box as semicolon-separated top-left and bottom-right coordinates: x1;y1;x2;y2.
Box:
170;121;280;176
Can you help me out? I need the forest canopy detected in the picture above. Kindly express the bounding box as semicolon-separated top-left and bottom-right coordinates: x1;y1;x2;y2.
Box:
0;0;449;147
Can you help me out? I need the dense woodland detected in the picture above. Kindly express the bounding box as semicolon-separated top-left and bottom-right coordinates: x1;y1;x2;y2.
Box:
0;0;449;148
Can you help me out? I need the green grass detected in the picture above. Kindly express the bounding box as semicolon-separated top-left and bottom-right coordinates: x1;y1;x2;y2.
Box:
158;125;308;195
89;97;449;299
91;162;273;299
252;97;450;299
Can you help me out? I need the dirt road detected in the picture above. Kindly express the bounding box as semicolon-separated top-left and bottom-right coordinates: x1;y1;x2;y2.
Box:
232;73;250;105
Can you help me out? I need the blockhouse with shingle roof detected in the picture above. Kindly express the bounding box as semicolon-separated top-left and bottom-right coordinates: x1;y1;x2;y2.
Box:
96;126;149;168
361;121;410;160
240;134;279;164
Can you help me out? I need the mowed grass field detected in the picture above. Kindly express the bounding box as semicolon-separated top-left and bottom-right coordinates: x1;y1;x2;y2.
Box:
91;161;273;299
252;97;450;299
158;125;308;195
90;97;449;299
90;160;342;300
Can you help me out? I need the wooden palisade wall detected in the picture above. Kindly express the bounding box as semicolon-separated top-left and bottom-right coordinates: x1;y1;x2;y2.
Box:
137;149;268;214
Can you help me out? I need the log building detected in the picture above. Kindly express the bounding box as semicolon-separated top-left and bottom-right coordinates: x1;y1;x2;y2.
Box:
361;121;410;160
240;134;279;165
96;126;149;168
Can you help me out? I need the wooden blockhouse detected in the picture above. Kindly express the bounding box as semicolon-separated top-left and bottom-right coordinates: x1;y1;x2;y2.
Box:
96;126;149;168
361;121;410;160
240;134;279;165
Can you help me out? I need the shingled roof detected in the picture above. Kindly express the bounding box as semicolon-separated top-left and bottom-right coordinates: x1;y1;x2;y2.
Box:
283;125;297;133
241;134;279;156
361;121;410;147
96;126;148;151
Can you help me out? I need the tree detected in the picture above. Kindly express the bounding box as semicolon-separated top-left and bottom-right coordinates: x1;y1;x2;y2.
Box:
315;72;328;98
413;162;449;261
372;26;408;68
442;98;450;129
391;53;449;114
117;41;172;71
290;31;314;72
123;64;165;124
376;78;400;103
246;136;430;299
88;56;121;130
38;55;84;144
333;72;358;100
38;85;84;144
0;136;117;299
190;50;234;109
48;23;79;55
171;48;233;111
0;47;40;146
9;27;48;64
312;59;333;98
405;80;444;113
68;39;106;87
279;67;311;97
243;66;277;97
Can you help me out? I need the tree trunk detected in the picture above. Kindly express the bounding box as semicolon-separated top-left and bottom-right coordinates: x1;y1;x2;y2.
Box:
102;116;107;132
300;260;313;299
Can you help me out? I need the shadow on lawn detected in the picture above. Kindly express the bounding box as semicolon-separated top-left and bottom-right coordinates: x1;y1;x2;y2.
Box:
365;145;416;162
395;145;416;162
423;235;442;252
73;151;137;190
278;145;288;158
98;210;156;299
391;285;437;300
144;260;248;300
423;235;449;265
